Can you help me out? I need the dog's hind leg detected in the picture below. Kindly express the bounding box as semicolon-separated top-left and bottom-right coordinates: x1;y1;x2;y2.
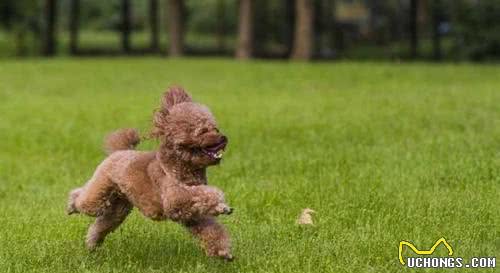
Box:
86;194;132;250
184;217;233;261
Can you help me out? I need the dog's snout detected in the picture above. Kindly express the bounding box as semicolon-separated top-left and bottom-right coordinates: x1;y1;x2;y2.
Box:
220;135;228;144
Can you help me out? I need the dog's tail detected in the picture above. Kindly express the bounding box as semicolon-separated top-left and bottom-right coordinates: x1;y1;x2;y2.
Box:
103;128;141;155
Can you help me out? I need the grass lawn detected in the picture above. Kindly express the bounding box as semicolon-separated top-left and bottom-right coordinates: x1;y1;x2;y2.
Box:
0;58;498;273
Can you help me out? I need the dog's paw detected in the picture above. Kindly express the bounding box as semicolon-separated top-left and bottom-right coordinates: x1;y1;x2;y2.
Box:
214;203;233;216
85;238;98;251
66;205;78;215
217;250;234;262
85;234;104;251
222;206;234;215
66;188;82;215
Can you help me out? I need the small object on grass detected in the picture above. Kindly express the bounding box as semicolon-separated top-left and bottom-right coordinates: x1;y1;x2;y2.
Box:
297;208;316;226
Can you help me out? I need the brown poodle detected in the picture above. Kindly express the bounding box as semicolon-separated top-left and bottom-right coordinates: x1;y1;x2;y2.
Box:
67;87;234;260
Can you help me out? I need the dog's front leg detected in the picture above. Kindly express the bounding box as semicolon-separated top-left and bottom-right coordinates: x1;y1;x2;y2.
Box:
184;217;233;261
162;184;194;221
189;185;233;217
162;184;232;221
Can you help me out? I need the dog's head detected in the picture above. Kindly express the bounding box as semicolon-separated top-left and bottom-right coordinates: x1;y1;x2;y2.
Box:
152;86;228;167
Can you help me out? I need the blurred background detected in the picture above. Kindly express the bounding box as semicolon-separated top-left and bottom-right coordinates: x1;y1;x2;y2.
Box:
0;0;498;61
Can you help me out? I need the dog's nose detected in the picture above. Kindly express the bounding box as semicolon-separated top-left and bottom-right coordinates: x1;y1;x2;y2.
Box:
220;135;228;144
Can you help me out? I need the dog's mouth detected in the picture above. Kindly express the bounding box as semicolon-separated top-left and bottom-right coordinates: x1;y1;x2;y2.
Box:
201;139;227;160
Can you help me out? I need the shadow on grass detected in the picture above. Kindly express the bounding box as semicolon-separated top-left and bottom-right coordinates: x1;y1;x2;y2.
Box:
70;226;237;272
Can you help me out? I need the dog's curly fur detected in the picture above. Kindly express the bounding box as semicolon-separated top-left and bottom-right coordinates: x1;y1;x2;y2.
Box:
67;86;233;260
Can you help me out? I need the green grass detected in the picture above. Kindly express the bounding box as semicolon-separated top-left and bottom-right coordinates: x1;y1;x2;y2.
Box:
0;58;499;273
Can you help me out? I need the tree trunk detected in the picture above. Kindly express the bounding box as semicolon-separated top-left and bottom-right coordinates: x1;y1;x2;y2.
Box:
253;0;270;57
121;0;131;53
409;0;418;59
283;0;295;57
330;2;344;55
431;0;442;60
235;0;253;59
215;0;226;52
149;0;159;51
168;0;184;57
315;0;332;57
368;1;383;44
0;3;13;30
15;29;28;56
42;0;57;56
69;0;80;55
291;0;314;60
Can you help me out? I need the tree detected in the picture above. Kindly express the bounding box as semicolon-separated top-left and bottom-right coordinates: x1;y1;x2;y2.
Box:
283;0;295;57
121;0;131;53
431;0;442;60
149;0;159;51
291;0;314;60
42;0;57;56
69;0;79;54
451;0;500;61
409;0;418;58
167;0;185;56
215;0;227;52
315;0;335;58
1;0;41;56
235;0;253;59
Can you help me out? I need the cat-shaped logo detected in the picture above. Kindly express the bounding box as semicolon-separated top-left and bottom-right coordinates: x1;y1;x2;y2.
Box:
399;238;454;265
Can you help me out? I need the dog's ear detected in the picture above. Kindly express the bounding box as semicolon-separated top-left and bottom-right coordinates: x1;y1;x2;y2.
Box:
161;86;192;111
151;86;192;139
